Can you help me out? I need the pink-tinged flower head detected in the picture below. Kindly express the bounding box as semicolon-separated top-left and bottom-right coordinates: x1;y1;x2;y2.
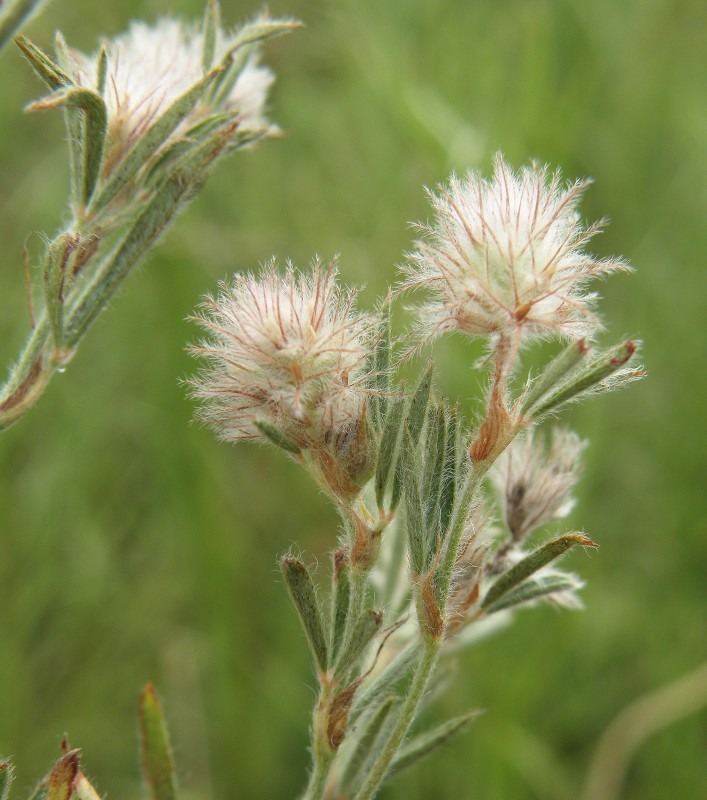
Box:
403;154;630;344
492;426;587;541
63;14;282;162
189;260;378;449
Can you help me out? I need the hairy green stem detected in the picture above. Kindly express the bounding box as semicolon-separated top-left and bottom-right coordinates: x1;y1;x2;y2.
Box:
352;640;441;800
301;682;336;800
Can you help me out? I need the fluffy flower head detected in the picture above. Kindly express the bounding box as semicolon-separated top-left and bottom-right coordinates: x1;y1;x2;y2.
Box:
492;426;586;541
404;154;630;343
63;14;281;162
189;259;378;448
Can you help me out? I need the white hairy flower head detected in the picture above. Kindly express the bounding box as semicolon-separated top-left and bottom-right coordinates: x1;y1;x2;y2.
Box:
492;426;587;541
64;15;277;164
404;154;630;344
189;259;378;451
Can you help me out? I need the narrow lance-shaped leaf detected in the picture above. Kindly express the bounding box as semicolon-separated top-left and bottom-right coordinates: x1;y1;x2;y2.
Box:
481;533;597;610
28;86;107;205
202;0;221;71
280;556;329;672
438;403;458;535
407;363;433;447
43;233;78;352
521;337;590;413
0;760;14;800
254;419;301;454
95;44;108;95
374;394;404;509
15;35;72;89
484;572;583;614
529;340;641;419
423;400;447;536
368;297;393;430
391;710;481;774
334;609;382;679
330;548;351;662
139;684;178;800
338;696;399;794
46;750;80;800
402;426;426;576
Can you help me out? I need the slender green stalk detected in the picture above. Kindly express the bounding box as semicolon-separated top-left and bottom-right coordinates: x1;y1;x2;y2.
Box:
352;640;441;800
301;682;336;800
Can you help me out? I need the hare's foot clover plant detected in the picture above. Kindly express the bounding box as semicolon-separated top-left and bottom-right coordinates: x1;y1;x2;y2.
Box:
0;0;298;431
189;155;643;800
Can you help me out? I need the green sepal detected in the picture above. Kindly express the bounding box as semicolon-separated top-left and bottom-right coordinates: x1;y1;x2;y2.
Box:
529;340;641;419
484;571;582;614
521;337;590;414
280;556;329;673
202;0;221;71
374;394;404;509
330;548;351;662
407;363;433;447
89;65;224;215
95;44;108;95
391;710;480;774
333;609;382;679
28;86;107;205
15;35;72;90
481;533;597;610
139;684;178;800
46;750;79;800
254;419;301;454
0;760;14;800
402;426;426;576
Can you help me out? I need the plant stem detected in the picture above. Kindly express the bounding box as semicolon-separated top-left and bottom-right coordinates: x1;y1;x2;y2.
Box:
352;639;441;800
301;682;336;800
301;749;334;800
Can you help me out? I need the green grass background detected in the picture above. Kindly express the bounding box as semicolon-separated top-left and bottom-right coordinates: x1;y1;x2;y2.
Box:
1;0;705;798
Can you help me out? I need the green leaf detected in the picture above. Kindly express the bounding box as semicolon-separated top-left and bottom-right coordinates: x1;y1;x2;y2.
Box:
139;684;178;800
202;0;221;71
484;572;582;614
280;556;329;672
374;394;404;509
46;750;80;800
254;419;301;454
330;548;351;662
0;760;14;800
481;533;597;610
28;87;107;205
391;710;480;773
402;426;426;576
521;338;590;414
368;298;393;431
89;65;224;214
334;609;382;679
15;35;71;90
529;340;641;419
438;403;459;536
407;364;433;447
422;400;447;536
95;44;108;95
43;233;78;352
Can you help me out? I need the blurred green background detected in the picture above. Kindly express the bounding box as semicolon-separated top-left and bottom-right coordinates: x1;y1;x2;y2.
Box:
1;0;705;798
